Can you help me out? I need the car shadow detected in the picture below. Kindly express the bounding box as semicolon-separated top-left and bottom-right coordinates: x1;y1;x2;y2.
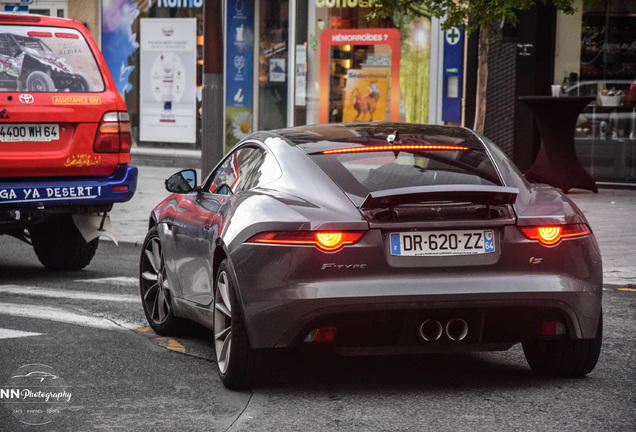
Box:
270;348;581;391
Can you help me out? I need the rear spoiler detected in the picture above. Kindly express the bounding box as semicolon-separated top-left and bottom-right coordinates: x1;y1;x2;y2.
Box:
361;185;519;209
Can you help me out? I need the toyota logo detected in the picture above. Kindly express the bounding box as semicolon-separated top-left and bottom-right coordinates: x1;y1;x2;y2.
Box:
19;94;34;104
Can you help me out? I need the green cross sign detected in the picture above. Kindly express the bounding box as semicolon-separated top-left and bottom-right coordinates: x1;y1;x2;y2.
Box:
446;27;461;45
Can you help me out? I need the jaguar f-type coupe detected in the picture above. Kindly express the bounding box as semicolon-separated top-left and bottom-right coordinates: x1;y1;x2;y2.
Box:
139;123;603;389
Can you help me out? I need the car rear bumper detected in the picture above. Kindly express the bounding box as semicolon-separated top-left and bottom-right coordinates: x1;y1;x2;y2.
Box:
235;271;602;350
0;164;138;207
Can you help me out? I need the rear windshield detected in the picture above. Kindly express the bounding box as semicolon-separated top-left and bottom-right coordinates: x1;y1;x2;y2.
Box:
310;147;502;199
0;25;104;92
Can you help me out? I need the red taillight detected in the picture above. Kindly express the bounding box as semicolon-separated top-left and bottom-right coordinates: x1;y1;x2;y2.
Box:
248;231;366;251
304;327;337;343
540;321;566;337
94;111;132;154
518;224;591;245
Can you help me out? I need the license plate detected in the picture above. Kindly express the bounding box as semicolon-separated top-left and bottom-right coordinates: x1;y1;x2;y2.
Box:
390;230;495;256
0;124;59;142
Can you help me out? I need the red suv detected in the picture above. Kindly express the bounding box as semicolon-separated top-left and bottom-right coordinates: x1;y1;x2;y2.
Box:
0;13;137;270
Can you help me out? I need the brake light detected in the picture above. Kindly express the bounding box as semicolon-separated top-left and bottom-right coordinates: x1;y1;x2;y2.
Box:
248;231;366;251
55;32;80;39
94;112;132;154
322;144;469;154
518;224;591;245
27;31;52;38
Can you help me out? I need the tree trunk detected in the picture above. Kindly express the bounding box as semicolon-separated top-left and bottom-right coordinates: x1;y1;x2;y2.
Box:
473;22;490;134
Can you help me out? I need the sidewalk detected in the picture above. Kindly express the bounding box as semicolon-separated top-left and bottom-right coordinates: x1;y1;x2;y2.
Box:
109;156;636;289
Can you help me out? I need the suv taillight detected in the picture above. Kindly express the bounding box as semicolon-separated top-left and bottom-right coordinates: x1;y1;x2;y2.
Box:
94;111;132;154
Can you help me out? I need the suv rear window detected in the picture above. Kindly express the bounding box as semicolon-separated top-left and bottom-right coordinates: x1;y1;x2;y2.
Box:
310;146;502;199
0;25;104;92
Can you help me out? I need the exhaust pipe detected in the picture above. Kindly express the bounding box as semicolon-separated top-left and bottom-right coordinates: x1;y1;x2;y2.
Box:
446;318;469;341
419;319;443;342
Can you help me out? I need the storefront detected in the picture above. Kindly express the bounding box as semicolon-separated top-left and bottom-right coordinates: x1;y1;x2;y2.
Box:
97;1;449;156
556;0;636;184
101;0;204;150
225;0;448;150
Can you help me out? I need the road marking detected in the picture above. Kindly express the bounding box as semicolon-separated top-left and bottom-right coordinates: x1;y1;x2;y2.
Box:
0;328;43;340
0;302;125;330
0;285;139;303
136;327;186;353
618;288;636;292
74;277;138;287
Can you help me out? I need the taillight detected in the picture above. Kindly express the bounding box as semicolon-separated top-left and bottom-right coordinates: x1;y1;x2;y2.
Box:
518;224;591;245
247;231;366;251
94;111;132;154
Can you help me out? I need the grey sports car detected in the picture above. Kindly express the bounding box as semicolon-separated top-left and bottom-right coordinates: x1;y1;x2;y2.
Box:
139;123;603;389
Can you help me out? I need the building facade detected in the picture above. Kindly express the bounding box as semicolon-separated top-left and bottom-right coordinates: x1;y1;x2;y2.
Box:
15;0;636;184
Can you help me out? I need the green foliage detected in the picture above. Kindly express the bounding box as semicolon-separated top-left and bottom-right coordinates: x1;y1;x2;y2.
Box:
369;0;578;39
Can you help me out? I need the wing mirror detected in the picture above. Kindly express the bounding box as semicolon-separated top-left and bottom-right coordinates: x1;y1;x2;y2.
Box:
165;169;198;193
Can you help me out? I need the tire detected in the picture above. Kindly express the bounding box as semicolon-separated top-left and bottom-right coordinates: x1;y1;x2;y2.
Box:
26;70;55;92
29;215;98;271
73;73;92;92
214;259;277;389
139;226;187;336
522;312;603;377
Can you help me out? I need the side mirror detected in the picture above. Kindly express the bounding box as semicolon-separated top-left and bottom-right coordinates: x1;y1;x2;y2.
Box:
165;169;198;193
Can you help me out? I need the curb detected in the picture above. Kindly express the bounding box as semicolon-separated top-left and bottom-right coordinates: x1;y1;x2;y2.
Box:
131;147;201;169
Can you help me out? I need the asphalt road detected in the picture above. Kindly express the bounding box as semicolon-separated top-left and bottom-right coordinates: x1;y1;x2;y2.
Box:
1;237;635;431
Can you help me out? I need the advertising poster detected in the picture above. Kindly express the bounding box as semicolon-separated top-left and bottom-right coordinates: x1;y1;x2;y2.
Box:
320;28;401;124
139;18;197;143
225;0;254;151
102;0;140;95
342;69;390;122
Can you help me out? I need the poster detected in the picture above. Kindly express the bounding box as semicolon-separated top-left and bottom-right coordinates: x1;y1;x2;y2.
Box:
225;0;254;151
139;18;197;143
320;28;401;124
342;69;390;122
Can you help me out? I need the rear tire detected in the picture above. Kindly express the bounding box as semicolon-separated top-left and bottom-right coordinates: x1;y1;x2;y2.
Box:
29;215;98;271
214;259;277;389
26;70;55;92
73;73;92;92
522;312;603;377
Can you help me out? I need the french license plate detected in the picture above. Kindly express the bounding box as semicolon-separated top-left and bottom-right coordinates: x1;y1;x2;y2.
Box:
0;124;59;142
390;230;495;256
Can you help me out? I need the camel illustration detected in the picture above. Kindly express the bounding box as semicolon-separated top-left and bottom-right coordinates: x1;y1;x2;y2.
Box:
351;81;381;122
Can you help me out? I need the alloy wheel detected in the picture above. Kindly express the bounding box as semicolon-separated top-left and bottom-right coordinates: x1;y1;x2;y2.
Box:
214;270;233;374
140;236;173;326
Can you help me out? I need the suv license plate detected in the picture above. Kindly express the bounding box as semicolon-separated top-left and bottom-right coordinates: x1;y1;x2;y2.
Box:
0;124;59;142
390;230;495;257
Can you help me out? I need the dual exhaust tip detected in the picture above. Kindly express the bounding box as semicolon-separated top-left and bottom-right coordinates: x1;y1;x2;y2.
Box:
419;318;469;342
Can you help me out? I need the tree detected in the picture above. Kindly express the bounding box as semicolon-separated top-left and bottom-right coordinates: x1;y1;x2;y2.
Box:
369;0;579;133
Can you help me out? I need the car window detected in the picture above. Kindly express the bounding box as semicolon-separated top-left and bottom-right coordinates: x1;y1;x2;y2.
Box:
310;147;502;198
0;25;104;92
206;146;268;195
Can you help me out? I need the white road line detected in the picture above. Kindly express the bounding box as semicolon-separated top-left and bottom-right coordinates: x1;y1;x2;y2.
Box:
0;303;123;330
75;277;138;287
0;285;139;303
0;328;43;340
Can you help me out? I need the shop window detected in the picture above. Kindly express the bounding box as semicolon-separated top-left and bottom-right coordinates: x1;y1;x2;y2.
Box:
572;0;636;183
258;0;289;130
